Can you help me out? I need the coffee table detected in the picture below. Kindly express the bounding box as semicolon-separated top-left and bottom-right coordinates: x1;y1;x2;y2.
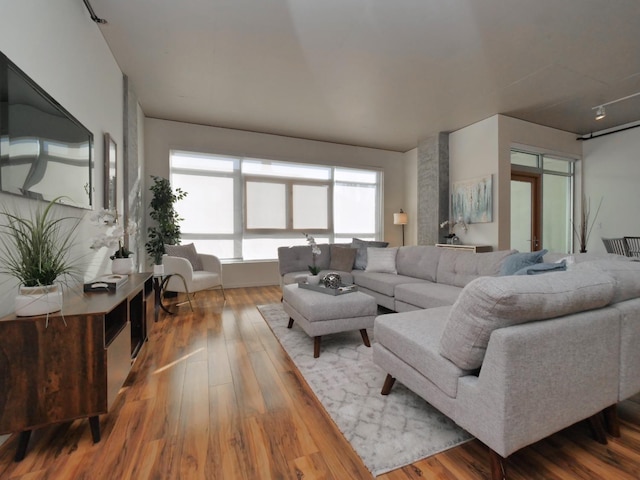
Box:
282;283;378;358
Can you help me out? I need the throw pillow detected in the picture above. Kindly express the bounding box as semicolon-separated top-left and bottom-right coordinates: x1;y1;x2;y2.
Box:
514;260;567;275
329;245;357;272
351;238;389;270
499;249;548;276
165;243;204;271
365;247;398;274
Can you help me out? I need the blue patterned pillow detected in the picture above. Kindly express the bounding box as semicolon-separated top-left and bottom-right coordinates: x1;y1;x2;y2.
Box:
499;249;547;276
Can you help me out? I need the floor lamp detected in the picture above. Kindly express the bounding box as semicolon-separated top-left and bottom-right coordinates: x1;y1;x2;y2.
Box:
393;209;408;246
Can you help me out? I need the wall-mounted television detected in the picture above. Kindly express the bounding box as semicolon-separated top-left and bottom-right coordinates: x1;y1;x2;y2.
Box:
0;51;93;209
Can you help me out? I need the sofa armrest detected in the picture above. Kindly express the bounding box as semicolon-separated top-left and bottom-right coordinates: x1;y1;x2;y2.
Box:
454;307;620;458
199;253;222;276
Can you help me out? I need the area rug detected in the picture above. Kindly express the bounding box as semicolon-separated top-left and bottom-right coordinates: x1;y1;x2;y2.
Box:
257;303;472;476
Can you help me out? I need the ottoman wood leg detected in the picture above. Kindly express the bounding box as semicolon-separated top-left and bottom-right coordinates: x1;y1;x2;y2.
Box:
287;317;294;328
381;374;396;395
314;336;321;358
360;329;371;347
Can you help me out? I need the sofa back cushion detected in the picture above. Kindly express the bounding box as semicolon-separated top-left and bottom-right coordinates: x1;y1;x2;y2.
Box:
436;249;516;287
574;259;640;304
277;243;331;275
439;270;615;370
396;245;441;281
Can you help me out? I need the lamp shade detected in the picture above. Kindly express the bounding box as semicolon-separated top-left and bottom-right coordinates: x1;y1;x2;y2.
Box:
393;210;408;225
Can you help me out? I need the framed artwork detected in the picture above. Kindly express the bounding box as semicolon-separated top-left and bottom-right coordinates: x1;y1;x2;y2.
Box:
452;174;493;223
104;133;117;210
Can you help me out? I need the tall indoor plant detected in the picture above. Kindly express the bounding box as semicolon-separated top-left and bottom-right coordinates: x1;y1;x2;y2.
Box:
145;176;187;274
0;197;81;316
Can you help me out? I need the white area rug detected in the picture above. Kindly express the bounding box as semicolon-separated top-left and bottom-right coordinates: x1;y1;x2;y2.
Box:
258;303;472;477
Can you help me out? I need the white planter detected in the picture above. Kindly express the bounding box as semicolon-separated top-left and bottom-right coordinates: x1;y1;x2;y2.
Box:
15;284;63;317
153;264;165;276
112;257;135;275
307;274;320;285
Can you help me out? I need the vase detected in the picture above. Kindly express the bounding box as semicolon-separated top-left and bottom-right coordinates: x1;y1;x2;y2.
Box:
15;284;63;317
307;274;320;285
153;264;165;276
112;257;135;275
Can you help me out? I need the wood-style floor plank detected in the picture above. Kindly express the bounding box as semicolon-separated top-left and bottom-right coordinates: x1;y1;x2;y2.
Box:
2;285;640;480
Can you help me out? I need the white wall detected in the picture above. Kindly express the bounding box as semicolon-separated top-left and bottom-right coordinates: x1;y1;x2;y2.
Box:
0;0;125;317
144;118;406;287
449;115;582;251
449;116;501;248
582;125;640;253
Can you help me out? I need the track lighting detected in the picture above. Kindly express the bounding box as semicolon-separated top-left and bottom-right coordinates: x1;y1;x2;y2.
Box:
592;91;640;121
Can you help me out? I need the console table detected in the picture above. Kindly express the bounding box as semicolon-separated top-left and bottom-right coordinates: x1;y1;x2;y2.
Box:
436;243;493;253
0;272;154;461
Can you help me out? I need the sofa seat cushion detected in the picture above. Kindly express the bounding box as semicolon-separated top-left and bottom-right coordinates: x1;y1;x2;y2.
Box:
353;271;426;297
375;308;473;398
439;270;615;370
436;249;516;287
394;282;463;309
396;245;442;281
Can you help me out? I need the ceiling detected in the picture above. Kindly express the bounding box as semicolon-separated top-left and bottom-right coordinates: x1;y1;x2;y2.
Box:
90;0;640;152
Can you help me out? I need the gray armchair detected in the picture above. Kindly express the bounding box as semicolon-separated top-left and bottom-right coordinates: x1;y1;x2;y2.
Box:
163;252;225;301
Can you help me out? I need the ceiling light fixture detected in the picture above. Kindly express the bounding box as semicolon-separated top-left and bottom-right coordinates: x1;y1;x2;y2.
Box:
592;91;640;121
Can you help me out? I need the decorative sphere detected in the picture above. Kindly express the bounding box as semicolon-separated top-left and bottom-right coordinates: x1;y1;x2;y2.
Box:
323;272;342;289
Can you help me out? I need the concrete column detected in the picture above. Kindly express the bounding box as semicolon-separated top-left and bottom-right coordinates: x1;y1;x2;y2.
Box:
417;133;449;245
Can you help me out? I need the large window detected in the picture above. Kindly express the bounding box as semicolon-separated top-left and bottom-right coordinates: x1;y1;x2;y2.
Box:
170;151;382;261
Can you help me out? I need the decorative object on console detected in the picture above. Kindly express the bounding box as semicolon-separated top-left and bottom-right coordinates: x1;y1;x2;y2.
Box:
322;272;342;289
0;197;82;317
89;208;138;274
573;195;602;253
393;209;408;246
83;274;128;292
452;174;493;223
440;217;467;244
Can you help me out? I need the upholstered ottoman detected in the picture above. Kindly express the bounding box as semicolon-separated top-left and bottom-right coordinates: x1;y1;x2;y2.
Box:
282;283;377;357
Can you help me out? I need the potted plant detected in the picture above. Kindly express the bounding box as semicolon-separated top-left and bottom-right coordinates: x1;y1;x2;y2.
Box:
145;176;187;275
573;195;603;253
0;197;81;316
89;209;138;274
304;233;322;284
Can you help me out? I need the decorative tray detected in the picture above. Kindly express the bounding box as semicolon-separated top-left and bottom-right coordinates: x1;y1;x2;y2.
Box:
298;281;358;296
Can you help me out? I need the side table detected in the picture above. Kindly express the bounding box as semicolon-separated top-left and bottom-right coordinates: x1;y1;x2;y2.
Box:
153;273;193;322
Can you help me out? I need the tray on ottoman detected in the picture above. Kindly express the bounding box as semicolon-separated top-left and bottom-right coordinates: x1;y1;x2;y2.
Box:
298;281;358;296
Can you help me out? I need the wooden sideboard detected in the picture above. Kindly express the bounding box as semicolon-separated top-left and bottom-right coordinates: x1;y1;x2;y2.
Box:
435;243;493;253
0;272;154;460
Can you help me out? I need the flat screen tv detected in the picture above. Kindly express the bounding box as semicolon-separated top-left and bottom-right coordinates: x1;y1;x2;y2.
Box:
0;51;93;209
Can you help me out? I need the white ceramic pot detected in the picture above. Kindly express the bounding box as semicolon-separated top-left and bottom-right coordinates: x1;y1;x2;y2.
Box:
112;257;135;275
15;284;63;317
153;264;165;276
307;274;320;285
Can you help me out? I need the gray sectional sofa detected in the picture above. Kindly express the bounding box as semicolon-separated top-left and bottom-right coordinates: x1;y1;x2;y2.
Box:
277;243;640;479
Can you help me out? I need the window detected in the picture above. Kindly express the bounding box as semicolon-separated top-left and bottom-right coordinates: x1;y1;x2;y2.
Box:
170;151;382;261
511;149;575;253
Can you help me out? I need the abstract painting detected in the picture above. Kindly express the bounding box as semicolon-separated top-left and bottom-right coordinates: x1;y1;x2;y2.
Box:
452;174;493;223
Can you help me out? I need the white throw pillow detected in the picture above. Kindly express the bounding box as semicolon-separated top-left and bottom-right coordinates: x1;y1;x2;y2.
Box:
365;247;398;274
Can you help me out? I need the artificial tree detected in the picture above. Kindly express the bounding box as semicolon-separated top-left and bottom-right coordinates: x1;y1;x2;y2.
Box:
145;176;187;267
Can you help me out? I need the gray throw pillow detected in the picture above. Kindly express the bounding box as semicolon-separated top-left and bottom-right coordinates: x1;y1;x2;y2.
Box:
499;249;547;276
351;238;389;270
329;245;357;272
165;243;204;271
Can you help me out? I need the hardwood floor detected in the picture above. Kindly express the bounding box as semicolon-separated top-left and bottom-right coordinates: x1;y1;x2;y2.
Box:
1;286;640;479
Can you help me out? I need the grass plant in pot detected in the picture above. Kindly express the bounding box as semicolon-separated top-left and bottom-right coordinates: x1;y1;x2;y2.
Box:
145;176;187;277
0;197;81;317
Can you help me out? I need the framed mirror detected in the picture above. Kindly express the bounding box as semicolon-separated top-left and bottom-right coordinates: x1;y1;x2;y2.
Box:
104;133;117;210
